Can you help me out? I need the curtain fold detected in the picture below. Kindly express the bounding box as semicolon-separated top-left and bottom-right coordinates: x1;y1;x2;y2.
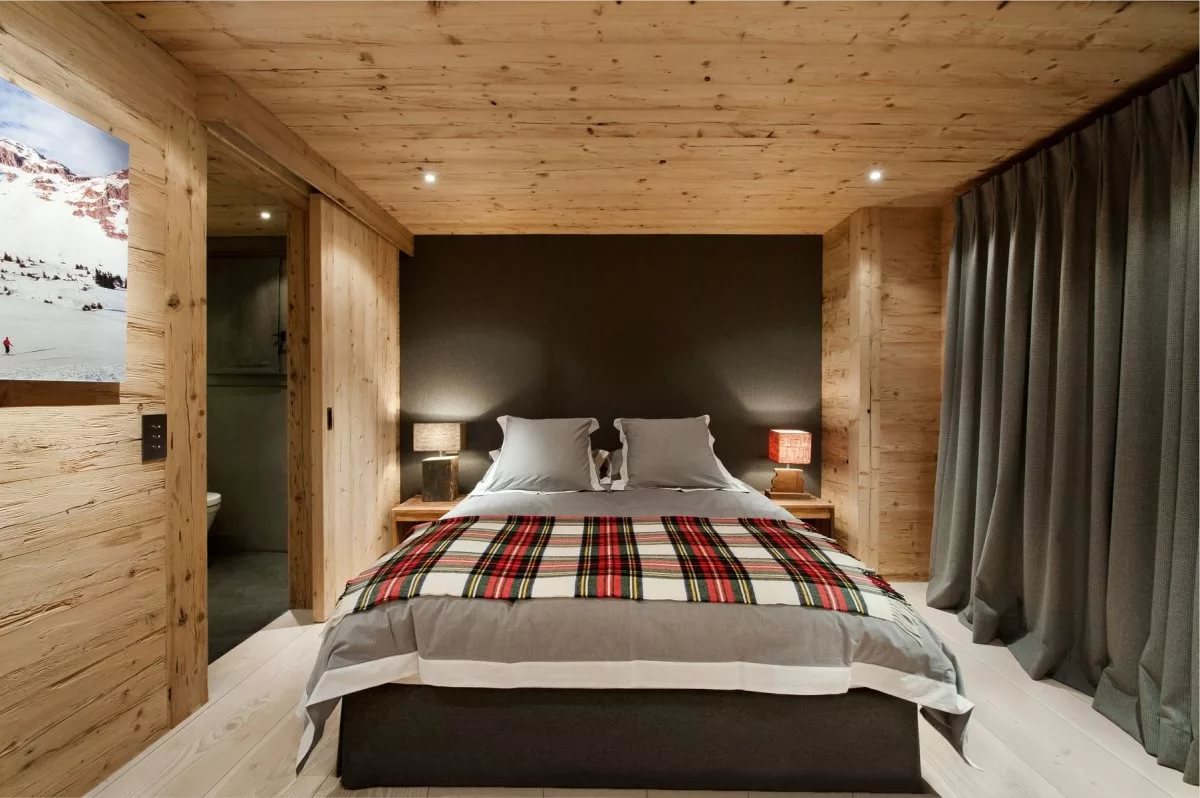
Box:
929;67;1198;784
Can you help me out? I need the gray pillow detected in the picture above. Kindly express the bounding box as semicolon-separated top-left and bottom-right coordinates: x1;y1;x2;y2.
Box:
611;416;741;491
491;447;608;471
475;416;602;492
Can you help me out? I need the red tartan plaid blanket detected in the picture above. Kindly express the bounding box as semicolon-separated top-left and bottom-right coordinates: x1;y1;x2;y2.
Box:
341;515;920;639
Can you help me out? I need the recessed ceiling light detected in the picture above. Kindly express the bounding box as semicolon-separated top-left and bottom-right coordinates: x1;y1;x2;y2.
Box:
868;169;884;182
259;210;272;220
423;173;437;184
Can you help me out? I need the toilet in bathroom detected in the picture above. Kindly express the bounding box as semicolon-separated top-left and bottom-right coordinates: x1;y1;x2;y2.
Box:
206;491;222;531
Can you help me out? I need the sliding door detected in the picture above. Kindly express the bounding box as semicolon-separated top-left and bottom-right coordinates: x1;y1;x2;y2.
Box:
308;196;401;620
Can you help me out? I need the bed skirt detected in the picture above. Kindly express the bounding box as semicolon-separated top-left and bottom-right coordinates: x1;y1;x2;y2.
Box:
337;684;923;793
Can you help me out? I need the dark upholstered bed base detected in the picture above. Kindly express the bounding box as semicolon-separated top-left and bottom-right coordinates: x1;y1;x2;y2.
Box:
338;685;922;793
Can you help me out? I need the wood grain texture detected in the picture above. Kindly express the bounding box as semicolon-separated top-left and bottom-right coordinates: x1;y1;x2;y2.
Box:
109;0;1199;234
164;101;209;725
821;215;856;553
391;497;464;522
206;133;293;236
198;75;413;253
287;206;314;609
0;3;206;794
875;208;943;580
307;198;328;617
89;599;1198;798
309;196;401;620
391;496;461;547
822;208;943;579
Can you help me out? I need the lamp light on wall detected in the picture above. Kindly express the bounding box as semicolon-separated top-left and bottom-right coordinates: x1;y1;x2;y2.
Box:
766;428;814;499
414;422;464;502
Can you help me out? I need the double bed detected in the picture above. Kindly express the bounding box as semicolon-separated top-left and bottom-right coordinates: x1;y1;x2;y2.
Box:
299;482;972;793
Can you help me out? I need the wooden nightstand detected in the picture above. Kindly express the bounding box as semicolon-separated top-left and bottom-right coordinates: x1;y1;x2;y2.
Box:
768;495;835;537
391;496;463;545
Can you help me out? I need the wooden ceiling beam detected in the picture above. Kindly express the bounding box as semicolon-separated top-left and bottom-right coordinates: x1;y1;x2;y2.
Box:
197;74;413;254
207;127;310;209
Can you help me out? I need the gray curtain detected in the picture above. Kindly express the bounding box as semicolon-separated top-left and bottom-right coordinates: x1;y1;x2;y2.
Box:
929;67;1198;784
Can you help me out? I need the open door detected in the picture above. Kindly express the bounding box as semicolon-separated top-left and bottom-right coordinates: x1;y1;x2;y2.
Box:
307;195;401;620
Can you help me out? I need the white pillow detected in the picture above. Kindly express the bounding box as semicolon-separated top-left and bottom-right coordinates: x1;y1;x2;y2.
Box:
612;415;744;492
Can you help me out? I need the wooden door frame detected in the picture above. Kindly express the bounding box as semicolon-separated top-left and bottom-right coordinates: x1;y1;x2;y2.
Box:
286;200;315;609
166;105;209;725
305;196;328;618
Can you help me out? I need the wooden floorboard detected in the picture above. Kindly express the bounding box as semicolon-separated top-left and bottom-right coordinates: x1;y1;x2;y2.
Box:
90;591;1189;798
894;582;1193;798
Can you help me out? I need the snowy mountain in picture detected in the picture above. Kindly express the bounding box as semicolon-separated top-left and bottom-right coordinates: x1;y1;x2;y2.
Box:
0;78;130;383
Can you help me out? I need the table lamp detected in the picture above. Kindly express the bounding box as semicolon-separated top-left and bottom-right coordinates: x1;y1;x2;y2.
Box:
767;428;813;499
414;422;464;501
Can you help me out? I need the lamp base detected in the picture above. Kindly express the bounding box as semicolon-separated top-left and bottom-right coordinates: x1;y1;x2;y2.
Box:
767;467;813;500
421;455;459;502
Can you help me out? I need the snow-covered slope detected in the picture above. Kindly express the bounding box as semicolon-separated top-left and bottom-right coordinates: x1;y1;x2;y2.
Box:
0;137;128;382
0;137;128;277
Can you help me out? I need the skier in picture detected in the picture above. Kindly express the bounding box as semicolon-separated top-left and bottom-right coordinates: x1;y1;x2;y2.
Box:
2;336;10;355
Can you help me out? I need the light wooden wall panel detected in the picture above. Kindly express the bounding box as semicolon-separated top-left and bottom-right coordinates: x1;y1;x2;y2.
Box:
309;196;400;620
0;3;206;794
875;208;944;579
821;216;856;553
164;101;209;725
821;207;944;579
287;206;314;609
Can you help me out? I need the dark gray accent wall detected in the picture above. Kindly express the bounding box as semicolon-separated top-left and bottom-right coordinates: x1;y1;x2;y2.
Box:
400;235;822;498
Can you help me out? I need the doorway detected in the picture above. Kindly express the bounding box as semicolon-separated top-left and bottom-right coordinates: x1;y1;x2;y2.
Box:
204;132;310;660
205;235;288;659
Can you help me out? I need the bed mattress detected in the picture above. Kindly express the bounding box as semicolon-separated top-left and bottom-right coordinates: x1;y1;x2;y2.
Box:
338;684;924;792
298;486;972;769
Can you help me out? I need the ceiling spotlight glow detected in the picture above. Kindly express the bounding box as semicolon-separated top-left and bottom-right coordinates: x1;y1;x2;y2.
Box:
423;173;438;184
259;210;272;220
868;169;884;182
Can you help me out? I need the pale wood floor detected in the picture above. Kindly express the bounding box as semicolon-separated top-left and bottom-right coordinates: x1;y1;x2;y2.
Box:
89;584;1193;798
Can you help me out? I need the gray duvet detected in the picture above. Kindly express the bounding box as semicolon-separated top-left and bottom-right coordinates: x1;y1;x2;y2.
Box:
298;487;972;769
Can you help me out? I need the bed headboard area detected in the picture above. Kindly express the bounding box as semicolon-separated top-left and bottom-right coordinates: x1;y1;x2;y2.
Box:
399;234;823;498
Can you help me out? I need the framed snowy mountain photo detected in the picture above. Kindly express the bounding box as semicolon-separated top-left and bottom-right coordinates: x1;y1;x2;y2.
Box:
0;78;129;383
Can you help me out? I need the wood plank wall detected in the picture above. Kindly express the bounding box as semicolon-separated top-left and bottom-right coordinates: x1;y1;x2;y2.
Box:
0;4;206;794
820;215;859;555
309;196;401;620
821;207;944;580
287;205;314;609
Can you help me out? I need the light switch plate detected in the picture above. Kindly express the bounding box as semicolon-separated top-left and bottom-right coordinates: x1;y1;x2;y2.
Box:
142;413;167;462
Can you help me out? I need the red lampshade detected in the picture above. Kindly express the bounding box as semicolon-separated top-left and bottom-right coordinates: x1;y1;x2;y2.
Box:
768;429;812;465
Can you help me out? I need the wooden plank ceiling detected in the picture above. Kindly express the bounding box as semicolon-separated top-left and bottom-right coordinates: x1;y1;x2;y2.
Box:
207;132;296;236
111;1;1197;234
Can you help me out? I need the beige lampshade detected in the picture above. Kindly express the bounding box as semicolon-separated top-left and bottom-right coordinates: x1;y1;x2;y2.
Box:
768;429;812;465
413;422;464;453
